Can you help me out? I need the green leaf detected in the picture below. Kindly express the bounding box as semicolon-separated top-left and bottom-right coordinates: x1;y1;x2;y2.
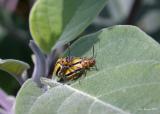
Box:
15;79;43;114
72;61;160;114
0;59;30;78
15;26;160;114
30;0;107;53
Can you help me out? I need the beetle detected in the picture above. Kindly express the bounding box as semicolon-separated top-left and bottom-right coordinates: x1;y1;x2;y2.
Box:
53;46;97;83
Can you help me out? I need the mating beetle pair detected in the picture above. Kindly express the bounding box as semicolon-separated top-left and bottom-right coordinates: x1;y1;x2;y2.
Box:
53;46;97;83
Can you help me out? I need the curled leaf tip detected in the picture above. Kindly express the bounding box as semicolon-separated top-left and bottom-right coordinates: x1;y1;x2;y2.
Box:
29;40;46;86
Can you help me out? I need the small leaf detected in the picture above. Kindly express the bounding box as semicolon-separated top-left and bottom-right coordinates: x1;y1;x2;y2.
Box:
15;79;43;114
0;59;30;84
30;0;107;53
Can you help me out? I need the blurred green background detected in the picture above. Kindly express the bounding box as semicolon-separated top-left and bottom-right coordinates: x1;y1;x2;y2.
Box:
0;0;160;95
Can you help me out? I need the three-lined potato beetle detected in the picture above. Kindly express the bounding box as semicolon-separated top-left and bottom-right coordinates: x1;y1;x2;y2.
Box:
53;56;96;83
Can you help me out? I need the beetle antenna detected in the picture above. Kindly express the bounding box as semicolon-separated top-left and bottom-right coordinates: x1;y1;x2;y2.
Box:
67;43;71;61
